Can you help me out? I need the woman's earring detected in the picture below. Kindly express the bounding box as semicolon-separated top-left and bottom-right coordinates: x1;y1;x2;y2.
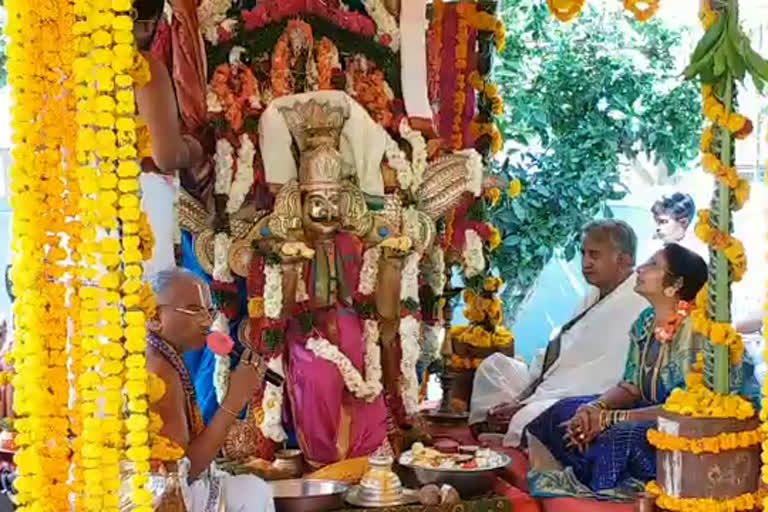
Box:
663;287;676;298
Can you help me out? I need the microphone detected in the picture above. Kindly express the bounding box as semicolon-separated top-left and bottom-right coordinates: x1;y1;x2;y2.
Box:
207;332;285;387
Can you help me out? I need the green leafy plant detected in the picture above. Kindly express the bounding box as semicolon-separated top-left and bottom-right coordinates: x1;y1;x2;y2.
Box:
489;0;702;322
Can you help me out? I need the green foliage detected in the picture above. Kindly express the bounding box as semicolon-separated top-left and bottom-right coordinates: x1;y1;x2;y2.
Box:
490;0;702;322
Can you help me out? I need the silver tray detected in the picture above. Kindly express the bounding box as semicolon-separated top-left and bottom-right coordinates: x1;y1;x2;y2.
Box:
345;486;419;508
270;479;348;512
397;451;511;498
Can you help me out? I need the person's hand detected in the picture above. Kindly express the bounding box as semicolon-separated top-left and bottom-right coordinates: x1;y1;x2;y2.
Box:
488;402;520;424
565;405;602;452
222;349;266;413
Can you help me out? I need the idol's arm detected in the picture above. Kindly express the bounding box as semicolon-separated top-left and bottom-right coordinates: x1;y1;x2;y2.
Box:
136;55;203;172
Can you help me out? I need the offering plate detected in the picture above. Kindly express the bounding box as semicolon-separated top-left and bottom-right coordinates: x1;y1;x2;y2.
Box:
398;449;511;498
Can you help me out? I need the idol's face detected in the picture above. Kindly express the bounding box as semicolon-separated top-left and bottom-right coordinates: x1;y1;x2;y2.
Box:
302;189;341;237
654;213;686;243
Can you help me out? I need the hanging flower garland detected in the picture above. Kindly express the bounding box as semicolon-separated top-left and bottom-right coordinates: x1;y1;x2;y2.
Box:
198;0;233;45
452;3;473;150
462;229;485;278
7;0;76;508
399;120;428;192
306;336;384;402
399;252;422;416
362;0;401;51
428;0;444;108
259;354;288;443
71;0;155;507
467;9;506;52
546;0;586;23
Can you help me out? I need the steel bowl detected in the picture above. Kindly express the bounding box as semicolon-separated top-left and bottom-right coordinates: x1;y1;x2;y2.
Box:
398;452;511;498
270;479;349;512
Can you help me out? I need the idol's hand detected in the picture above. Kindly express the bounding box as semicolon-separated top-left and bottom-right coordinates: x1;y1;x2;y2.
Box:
223;349;265;412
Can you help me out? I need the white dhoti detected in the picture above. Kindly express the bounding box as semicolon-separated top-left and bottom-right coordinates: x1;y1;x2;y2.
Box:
468;353;531;425
181;460;276;512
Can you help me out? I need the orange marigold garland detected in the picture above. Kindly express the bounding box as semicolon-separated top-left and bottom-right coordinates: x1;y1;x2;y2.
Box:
452;3;473;149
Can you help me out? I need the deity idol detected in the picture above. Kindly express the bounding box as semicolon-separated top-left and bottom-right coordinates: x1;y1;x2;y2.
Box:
252;96;409;466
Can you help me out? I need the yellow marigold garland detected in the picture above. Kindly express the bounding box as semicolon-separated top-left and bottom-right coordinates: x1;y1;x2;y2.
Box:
6;0;76;509
691;285;745;364
663;355;755;420
645;480;759;512
647;427;762;455
73;0;155;508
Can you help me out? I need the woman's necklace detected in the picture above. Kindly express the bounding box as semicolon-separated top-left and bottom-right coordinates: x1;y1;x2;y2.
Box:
654;301;693;343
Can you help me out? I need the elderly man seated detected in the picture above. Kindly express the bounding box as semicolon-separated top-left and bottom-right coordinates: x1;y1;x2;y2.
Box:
470;220;648;447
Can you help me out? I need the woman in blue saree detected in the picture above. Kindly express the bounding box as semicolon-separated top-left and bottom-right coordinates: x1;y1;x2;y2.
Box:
526;243;716;500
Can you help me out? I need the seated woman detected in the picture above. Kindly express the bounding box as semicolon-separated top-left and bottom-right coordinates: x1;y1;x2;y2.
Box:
525;243;712;500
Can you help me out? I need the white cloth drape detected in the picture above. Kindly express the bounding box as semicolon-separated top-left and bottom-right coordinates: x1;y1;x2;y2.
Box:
259;90;387;196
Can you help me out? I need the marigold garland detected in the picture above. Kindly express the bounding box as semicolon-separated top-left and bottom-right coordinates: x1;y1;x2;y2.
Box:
72;0;155;508
645;480;759;512
7;0;76;509
663;355;755;420
647;427;762;455
452;3;473;149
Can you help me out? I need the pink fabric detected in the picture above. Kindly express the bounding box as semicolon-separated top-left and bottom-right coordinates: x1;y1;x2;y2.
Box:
437;6;457;145
286;234;387;466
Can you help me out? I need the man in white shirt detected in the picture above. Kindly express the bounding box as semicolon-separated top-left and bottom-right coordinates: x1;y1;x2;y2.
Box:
469;220;648;447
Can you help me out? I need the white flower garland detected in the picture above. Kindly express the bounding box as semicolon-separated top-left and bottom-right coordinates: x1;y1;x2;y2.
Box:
400;251;420;305
420;324;444;366
424;247;446;296
214;138;234;196
264;262;283;319
362;0;401;51
226;134;255;214
400;120;427;191
463;229;485;278
259;354;288;443
399;315;422;416
455;149;484;197
358;247;381;296
213;232;234;283
384;134;413;191
399;252;422;416
211;313;231;404
306;336;383;402
198;0;232;45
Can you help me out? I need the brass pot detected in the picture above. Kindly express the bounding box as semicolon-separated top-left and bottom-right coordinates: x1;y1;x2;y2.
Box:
273;449;304;478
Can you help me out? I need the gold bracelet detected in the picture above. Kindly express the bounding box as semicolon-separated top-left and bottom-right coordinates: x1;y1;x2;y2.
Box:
219;404;240;418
